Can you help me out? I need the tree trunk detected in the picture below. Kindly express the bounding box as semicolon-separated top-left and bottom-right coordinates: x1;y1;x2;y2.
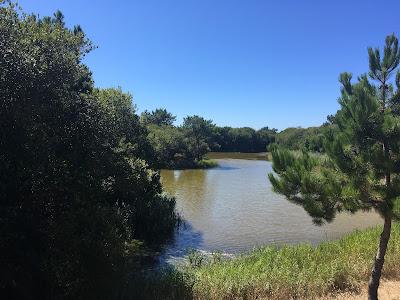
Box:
368;215;392;300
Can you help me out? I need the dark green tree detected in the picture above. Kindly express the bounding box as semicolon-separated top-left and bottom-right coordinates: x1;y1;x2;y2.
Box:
140;108;176;126
210;126;277;152
269;35;400;299
257;126;277;150
182;115;215;161
0;3;177;298
228;127;257;152
94;88;155;164
147;124;187;168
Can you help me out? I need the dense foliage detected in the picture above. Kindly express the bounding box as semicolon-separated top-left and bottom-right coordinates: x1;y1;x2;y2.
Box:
0;4;177;299
141;108;176;127
142;109;278;168
143;114;213;168
274;125;329;152
141;106;333;168
212;126;277;152
269;35;400;299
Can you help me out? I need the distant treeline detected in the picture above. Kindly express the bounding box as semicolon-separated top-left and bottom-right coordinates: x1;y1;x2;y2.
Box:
140;109;278;168
275;123;331;152
141;108;330;168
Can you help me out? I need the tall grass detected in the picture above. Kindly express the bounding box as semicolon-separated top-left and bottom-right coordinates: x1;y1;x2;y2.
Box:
126;224;400;299
191;224;400;299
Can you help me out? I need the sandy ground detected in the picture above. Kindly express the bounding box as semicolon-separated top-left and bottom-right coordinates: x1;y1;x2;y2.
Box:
324;281;400;300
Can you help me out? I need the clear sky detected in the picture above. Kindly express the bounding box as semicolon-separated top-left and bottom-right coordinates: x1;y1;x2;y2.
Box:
17;0;400;130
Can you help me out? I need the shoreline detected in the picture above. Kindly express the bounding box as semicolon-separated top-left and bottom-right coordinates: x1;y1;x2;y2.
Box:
127;224;400;299
161;158;219;170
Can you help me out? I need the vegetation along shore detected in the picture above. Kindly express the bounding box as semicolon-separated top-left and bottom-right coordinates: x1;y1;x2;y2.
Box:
126;224;400;300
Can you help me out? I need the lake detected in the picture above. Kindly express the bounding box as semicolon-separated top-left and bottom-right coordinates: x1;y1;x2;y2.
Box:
160;154;381;261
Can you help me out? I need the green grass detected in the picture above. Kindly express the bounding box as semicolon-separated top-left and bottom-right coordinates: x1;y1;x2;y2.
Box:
195;159;218;169
189;224;400;299
126;224;400;299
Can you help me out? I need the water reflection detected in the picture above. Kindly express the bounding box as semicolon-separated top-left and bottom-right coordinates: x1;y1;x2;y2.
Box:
161;158;382;255
158;221;204;265
162;168;219;221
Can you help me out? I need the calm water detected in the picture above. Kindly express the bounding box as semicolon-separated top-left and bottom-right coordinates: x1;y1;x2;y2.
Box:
160;155;381;259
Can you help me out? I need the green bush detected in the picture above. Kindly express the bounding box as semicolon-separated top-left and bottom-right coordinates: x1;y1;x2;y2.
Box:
0;4;178;298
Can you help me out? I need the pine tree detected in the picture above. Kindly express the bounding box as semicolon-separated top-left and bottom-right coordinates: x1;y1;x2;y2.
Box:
269;35;400;300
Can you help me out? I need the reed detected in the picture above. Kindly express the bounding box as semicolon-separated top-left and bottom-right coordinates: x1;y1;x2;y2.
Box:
126;224;400;299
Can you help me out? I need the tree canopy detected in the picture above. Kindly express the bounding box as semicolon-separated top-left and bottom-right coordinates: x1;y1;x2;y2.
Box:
0;3;177;298
141;108;177;126
141;109;279;168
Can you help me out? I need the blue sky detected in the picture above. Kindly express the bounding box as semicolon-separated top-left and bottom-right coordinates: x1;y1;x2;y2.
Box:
18;0;400;130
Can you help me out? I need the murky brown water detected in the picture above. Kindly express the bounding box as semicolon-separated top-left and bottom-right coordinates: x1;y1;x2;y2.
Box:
161;155;382;256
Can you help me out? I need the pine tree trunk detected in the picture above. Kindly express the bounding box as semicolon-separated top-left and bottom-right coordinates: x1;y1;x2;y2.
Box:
368;215;392;300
